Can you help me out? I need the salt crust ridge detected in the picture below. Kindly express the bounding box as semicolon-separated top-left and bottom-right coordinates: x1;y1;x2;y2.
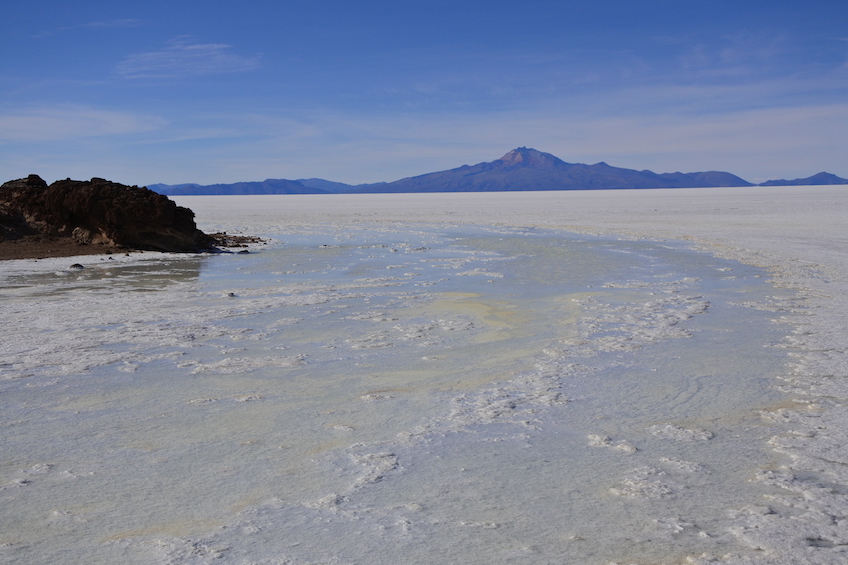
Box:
0;271;409;381
20;238;794;564
144;269;718;563
558;243;848;565
650;242;848;565
556;227;848;562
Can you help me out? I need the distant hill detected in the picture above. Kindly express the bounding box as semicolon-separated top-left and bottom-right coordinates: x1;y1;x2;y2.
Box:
147;148;845;195
350;148;752;193
149;178;325;195
296;178;387;193
759;172;848;186
294;178;352;193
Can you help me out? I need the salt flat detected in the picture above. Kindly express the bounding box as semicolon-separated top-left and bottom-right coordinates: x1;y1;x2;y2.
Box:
178;185;848;564
2;186;846;565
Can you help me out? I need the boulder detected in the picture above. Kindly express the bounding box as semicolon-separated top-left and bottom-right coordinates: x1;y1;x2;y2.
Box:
0;175;216;253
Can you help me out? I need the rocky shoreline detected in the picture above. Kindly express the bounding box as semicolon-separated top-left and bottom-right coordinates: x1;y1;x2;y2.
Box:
0;231;264;261
0;175;262;261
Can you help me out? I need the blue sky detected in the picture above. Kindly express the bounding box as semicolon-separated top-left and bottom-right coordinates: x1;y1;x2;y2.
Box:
2;0;846;185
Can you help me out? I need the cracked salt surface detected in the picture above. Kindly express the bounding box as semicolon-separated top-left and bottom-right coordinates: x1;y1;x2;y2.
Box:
1;190;843;564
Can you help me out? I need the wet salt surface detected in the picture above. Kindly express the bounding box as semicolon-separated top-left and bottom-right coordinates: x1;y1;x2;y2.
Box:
0;218;814;564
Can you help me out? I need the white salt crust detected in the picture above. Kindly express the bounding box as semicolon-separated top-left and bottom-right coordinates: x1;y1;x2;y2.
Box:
2;187;846;565
108;259;758;565
176;188;848;564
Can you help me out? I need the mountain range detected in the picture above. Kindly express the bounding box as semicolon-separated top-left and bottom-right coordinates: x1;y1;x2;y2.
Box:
148;148;847;195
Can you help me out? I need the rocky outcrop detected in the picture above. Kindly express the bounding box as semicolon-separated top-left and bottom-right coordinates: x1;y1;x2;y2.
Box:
0;175;216;252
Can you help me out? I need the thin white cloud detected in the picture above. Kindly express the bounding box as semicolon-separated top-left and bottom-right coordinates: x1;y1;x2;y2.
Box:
84;19;143;29
117;38;261;79
34;19;143;38
0;106;167;142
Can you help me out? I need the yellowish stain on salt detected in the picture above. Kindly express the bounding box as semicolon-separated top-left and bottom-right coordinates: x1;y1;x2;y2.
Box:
99;518;224;542
304;438;350;456
422;292;573;336
429;292;529;343
360;386;413;395
123;441;160;452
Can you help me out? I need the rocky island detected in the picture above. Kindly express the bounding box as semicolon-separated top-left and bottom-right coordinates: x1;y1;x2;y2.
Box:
0;175;218;260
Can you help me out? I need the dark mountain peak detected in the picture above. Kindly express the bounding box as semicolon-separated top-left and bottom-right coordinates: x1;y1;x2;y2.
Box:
147;148;816;195
353;148;754;193
759;172;848;186
497;147;566;168
806;172;847;184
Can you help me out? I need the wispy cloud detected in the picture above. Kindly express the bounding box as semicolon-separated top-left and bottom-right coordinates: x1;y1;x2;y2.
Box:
83;19;143;29
34;19;143;38
171;101;848;184
0;105;167;142
117;38;261;79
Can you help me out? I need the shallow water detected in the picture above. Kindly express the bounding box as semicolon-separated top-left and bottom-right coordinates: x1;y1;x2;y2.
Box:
0;224;796;564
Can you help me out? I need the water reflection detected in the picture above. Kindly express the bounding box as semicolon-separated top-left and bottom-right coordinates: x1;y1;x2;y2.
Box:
0;255;207;299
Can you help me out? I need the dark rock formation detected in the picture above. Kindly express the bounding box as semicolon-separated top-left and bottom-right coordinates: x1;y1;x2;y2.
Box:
0;175;216;253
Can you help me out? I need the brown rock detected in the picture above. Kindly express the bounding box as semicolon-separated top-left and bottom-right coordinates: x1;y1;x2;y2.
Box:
0;175;216;253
